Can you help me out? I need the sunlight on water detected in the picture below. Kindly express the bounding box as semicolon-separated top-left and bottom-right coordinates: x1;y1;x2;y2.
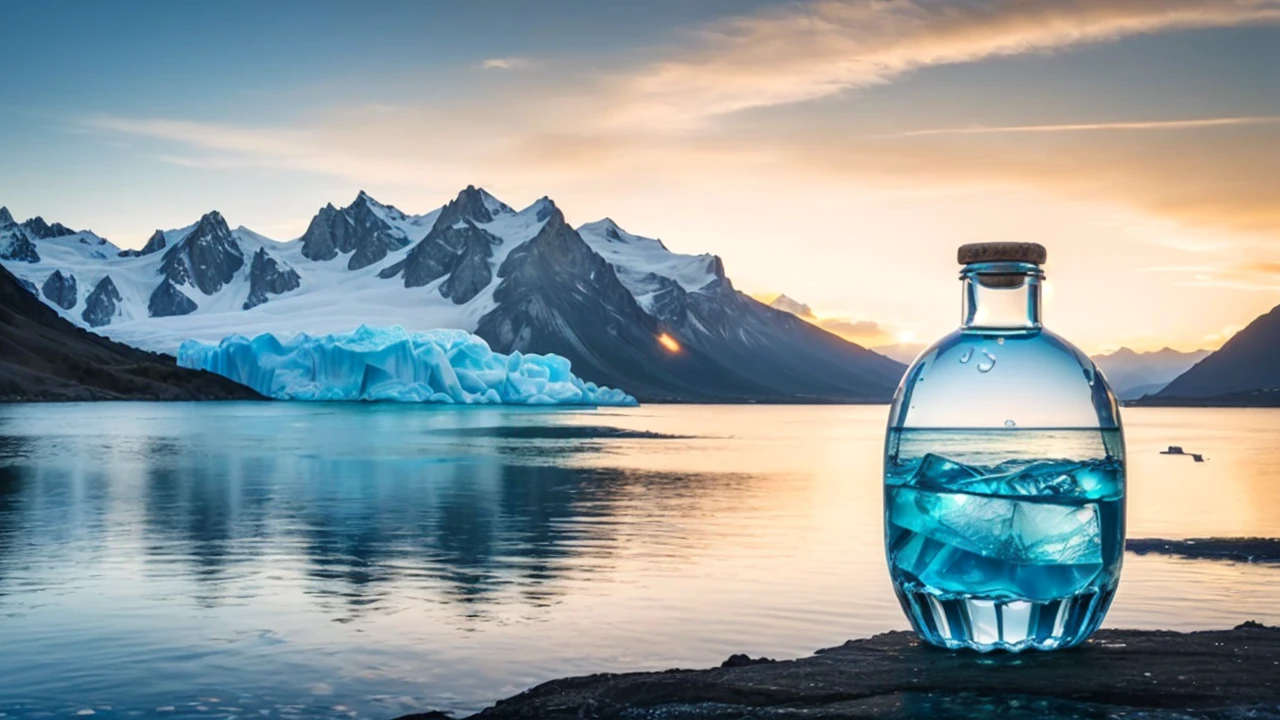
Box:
0;404;1275;718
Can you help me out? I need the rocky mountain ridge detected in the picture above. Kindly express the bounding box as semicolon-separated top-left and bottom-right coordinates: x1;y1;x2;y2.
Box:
0;188;904;402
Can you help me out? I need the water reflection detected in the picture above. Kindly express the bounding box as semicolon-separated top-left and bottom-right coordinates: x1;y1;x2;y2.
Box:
0;404;1275;719
0;409;758;624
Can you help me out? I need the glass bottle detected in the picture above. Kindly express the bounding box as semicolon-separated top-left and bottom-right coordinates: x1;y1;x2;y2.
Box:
884;242;1125;652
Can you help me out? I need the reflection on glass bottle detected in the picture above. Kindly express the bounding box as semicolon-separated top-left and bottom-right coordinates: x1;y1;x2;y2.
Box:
883;242;1125;652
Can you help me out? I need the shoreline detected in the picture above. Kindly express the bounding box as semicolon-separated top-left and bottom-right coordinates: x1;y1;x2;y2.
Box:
397;623;1280;720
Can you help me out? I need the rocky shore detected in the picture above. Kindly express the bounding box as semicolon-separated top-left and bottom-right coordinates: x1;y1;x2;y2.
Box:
1127;537;1280;563
398;623;1280;720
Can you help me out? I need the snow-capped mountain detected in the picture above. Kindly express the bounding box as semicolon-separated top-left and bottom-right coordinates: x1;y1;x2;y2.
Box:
1;187;905;402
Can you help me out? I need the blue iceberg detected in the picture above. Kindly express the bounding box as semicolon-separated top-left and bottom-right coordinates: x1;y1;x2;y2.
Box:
177;325;637;405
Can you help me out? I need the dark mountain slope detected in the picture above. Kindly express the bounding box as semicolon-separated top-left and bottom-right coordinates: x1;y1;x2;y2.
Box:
1149;302;1280;406
0;264;261;401
476;207;904;402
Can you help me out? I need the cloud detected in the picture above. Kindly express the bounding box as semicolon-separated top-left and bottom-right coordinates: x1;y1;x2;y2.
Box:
817;318;890;342
769;114;1280;237
480;57;529;70
1143;261;1280;291
78;111;521;188
609;0;1280;128
74;0;1280;243
763;292;896;344
885;116;1280;137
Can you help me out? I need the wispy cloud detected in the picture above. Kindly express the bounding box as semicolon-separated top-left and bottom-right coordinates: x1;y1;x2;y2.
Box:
480;57;529;70
1143;261;1280;291
886;116;1280;137
610;0;1280;129
73;0;1280;241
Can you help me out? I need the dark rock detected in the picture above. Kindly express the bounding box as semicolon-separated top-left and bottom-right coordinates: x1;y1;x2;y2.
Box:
157;211;244;295
17;277;38;296
433;185;510;230
81;276;123;328
41;270;77;309
0;206;12;226
346;194;410;270
439;239;493;303
475;209;903;403
1127;537;1280;562
398;225;465;288
721;654;776;668
409;625;1280;720
0;224;40;263
299;203;349;261
388;217;502;294
644;274;690;325
148;280;197;317
378;258;408;279
119;229;168;257
20;216;76;239
535;198;557;222
243;248;301;310
477;205;718;401
0;264;261;401
298;193;409;270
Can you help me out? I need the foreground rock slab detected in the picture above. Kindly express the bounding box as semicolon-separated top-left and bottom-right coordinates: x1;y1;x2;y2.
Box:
399;623;1280;720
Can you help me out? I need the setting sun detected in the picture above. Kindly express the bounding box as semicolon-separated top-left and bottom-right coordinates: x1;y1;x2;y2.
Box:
657;333;681;353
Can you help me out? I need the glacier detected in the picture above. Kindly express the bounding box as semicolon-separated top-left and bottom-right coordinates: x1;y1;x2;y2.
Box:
177;325;638;405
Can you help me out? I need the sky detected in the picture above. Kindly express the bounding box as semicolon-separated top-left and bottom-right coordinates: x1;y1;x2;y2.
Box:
2;0;1279;354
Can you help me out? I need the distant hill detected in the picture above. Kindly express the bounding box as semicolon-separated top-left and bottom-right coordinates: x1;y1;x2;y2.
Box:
0;263;261;401
1091;347;1211;401
1144;303;1280;407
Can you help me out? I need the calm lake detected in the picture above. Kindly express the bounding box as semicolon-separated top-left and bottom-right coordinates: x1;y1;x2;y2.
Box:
0;404;1276;719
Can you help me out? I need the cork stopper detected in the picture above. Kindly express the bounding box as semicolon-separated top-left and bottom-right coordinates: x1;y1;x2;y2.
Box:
958;243;1045;288
958;242;1047;265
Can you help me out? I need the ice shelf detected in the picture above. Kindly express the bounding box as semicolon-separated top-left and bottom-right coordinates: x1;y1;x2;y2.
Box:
177;325;637;405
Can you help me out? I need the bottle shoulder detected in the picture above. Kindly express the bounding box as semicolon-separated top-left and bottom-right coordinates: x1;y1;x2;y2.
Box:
889;328;1120;430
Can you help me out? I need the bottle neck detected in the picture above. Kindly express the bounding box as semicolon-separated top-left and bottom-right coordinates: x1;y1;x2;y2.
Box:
961;261;1043;331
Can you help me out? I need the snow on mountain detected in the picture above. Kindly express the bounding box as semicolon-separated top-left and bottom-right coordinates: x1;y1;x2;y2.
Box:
577;218;722;316
768;294;814;318
1;188;906;402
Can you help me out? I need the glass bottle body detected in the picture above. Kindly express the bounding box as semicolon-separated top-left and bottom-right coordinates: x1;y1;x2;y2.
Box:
884;262;1125;652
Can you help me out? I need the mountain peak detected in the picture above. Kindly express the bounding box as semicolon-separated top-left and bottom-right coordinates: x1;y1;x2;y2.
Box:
193;210;233;236
590;217;626;241
530;196;561;224
22;216;50;236
770;294;814;319
144;230;168;254
0;206;13;226
579;217;620;233
20;216;78;240
352;189;385;209
433;186;512;229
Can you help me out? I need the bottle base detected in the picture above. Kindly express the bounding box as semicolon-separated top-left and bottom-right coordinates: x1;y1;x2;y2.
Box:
894;583;1117;652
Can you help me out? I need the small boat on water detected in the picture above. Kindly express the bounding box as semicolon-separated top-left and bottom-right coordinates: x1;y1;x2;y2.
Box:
1160;446;1206;462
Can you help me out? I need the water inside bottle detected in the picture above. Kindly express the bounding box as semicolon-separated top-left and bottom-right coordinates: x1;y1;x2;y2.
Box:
885;427;1124;651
